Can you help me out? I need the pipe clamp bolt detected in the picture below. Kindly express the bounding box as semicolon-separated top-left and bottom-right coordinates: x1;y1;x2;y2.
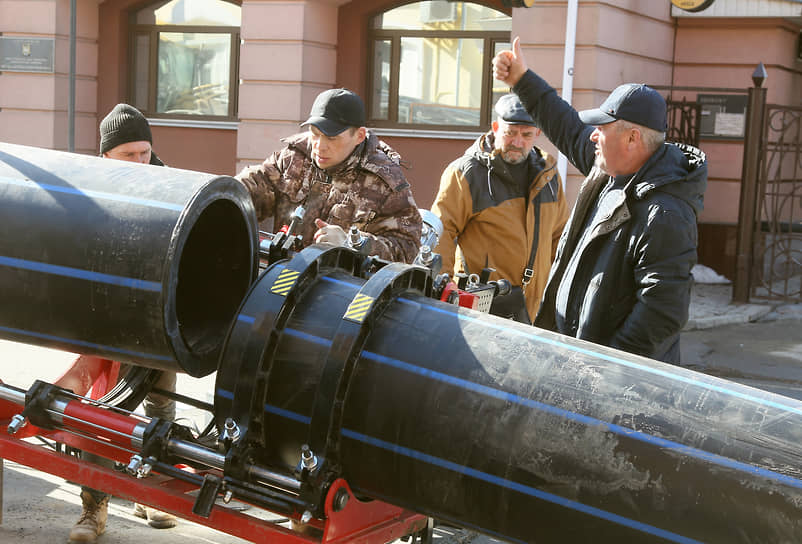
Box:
7;414;26;434
333;488;350;512
126;454;143;476
301;444;318;471
138;462;153;478
222;417;241;443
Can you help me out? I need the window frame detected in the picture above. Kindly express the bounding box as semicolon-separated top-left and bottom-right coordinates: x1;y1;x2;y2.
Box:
128;20;240;122
367;5;510;132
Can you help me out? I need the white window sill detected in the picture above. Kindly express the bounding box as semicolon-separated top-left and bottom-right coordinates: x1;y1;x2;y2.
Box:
146;118;239;130
371;127;483;140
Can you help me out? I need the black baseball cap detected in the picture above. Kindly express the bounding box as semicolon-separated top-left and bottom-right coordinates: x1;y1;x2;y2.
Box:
494;94;536;126
302;88;366;137
578;84;667;132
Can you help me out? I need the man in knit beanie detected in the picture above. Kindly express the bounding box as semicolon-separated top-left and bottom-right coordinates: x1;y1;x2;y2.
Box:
98;103;164;165
62;103;175;543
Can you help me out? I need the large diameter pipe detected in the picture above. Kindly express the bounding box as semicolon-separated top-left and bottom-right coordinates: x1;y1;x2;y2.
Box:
217;247;802;544
0;142;258;377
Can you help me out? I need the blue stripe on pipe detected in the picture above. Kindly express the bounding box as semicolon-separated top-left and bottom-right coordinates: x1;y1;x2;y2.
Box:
362;349;802;491
283;327;333;347
400;300;802;415
249;323;802;488
237;314;256;324
319;275;357;288
234;391;710;542
0;255;161;291
0;176;184;211
225;316;802;489
0;324;172;361
341;428;703;544
264;404;312;425
216;388;234;400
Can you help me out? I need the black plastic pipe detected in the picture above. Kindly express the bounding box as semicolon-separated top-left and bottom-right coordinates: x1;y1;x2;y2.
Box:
217;246;802;544
0;142;258;377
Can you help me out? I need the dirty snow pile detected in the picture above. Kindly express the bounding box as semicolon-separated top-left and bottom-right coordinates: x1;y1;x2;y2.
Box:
691;264;731;284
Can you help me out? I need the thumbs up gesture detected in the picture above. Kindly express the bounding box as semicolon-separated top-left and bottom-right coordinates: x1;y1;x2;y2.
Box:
492;36;528;87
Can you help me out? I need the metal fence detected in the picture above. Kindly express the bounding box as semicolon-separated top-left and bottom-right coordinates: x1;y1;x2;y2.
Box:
752;104;802;302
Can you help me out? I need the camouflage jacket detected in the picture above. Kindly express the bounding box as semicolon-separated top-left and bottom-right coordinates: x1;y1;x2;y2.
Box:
237;131;422;263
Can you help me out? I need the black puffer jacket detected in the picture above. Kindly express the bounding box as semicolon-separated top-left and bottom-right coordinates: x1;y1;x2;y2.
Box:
515;70;708;363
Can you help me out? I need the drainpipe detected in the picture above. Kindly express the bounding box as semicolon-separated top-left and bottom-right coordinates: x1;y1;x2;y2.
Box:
556;0;578;192
68;0;76;152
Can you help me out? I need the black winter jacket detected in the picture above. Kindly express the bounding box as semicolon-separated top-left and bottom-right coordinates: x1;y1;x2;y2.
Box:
515;70;708;363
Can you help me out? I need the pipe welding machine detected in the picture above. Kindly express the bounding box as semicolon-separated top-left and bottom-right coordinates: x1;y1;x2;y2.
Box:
1;142;802;544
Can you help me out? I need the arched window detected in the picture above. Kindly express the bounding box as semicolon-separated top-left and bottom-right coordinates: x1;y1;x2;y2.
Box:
130;0;241;120
368;1;511;132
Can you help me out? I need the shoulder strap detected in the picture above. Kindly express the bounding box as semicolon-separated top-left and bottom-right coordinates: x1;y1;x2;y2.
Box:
523;202;540;286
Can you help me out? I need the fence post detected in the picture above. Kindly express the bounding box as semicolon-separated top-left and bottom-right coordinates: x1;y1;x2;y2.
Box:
733;63;768;303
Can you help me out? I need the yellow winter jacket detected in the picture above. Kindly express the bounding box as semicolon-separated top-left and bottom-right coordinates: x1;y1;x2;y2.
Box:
432;133;569;319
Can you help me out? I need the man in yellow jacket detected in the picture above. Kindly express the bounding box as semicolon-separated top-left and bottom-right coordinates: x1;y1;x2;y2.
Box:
431;94;570;323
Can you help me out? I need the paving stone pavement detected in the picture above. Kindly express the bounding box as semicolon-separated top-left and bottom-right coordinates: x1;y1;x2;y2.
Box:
685;271;802;330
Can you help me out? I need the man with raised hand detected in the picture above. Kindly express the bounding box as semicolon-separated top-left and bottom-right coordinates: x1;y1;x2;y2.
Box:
493;38;707;363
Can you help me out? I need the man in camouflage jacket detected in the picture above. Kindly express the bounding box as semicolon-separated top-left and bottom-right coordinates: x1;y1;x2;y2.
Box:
236;88;422;263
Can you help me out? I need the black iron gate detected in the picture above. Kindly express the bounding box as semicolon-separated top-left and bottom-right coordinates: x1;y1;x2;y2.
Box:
751;103;802;302
665;97;701;148
656;74;801;304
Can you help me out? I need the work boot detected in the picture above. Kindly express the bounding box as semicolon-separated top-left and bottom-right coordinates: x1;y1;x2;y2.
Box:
133;502;178;529
69;490;109;543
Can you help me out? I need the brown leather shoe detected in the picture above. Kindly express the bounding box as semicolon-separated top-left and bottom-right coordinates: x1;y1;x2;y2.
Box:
133;502;178;529
69;491;109;543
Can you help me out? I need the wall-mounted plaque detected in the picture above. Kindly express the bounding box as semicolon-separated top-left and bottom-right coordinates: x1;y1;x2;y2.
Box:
698;94;748;139
0;37;55;73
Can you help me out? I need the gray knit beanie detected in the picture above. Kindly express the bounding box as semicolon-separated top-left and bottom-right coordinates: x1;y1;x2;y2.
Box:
99;104;152;155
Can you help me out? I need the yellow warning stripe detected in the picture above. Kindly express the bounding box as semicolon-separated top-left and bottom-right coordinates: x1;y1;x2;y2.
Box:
270;269;300;296
344;293;374;323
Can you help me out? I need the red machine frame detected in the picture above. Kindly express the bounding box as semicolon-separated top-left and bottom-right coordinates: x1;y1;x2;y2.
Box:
0;369;429;544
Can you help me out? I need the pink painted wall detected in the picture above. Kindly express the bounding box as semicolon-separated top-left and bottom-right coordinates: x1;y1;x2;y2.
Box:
96;0;239;174
509;2;677;207
673;17;802;229
0;0;98;153
235;0;341;176
2;0;801;276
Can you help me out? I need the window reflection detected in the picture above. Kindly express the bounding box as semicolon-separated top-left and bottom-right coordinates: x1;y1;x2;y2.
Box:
132;34;150;112
131;0;240;118
372;40;391;120
157;33;231;116
399;37;483;126
368;1;511;129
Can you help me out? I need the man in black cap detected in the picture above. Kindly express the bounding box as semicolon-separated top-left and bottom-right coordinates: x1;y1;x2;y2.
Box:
431;94;569;323
236;88;422;263
493;38;708;363
62;103;176;543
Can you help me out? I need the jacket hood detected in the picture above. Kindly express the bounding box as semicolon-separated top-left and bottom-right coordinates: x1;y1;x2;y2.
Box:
466;131;493;160
466;131;552;190
631;142;707;214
